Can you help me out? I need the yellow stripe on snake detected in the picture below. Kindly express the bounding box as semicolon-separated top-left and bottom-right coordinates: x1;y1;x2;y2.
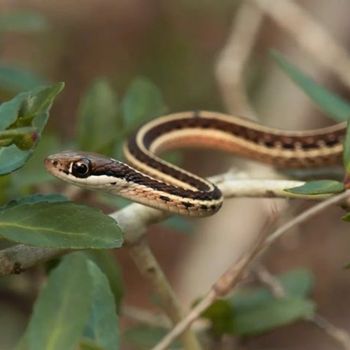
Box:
45;111;345;216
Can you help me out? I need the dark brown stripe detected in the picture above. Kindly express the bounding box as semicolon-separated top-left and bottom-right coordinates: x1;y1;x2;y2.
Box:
127;135;212;191
141;113;345;151
91;157;222;201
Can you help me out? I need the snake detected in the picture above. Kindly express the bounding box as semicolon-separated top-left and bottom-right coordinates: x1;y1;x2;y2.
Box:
44;111;346;217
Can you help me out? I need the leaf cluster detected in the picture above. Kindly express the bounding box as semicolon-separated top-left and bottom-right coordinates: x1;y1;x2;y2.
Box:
1;10;350;349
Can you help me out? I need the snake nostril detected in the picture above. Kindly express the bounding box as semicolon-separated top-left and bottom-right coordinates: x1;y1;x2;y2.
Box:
52;160;58;167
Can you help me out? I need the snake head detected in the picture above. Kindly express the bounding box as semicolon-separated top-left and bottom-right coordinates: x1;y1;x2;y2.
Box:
44;151;128;189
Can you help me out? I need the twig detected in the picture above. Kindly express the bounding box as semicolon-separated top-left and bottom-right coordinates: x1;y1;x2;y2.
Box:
253;265;285;298
252;0;350;88
122;305;170;328
0;245;66;275
265;190;350;245
0;177;345;349
127;238;201;350
216;178;327;199
151;190;350;350
310;314;350;350
151;218;272;350
254;267;350;350
0;175;329;277
215;1;263;117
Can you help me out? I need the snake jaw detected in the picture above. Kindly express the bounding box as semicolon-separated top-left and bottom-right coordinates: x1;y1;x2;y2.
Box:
44;154;68;177
44;151;128;188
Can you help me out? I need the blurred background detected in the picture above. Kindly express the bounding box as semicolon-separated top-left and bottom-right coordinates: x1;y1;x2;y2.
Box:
1;0;350;349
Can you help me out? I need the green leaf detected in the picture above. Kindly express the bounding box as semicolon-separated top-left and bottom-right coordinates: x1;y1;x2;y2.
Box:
12;134;61;188
0;92;28;130
22;83;64;119
232;297;315;336
341;212;350;222
15;333;29;350
0;65;46;93
0;202;123;249
232;269;314;313
79;339;104;350
78;78;119;153
202;269;314;337
201;299;234;336
20;254;120;350
0;10;49;32
124;326;180;350
343;121;350;175
121;77;167;131
27;253;93;350
83;250;123;312
0;83;64;175
285;180;344;195
0;175;11;203
1;193;67;209
278;269;314;298
271;50;350;122
82;260;119;350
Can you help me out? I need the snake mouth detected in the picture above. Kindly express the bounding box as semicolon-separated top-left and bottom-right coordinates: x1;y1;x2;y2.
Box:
44;152;74;178
44;156;60;173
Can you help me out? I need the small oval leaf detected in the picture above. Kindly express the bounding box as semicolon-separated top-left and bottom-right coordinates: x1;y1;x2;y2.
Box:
0;83;64;175
82;260;119;350
232;298;315;336
0;202;123;249
343;121;350;177
0;92;27;130
285;180;344;195
121;77;167;131
27;253;93;350
78;78;119;153
1;193;67;210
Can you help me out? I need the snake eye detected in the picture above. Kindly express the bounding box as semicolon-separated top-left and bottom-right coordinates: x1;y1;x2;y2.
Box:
71;158;91;178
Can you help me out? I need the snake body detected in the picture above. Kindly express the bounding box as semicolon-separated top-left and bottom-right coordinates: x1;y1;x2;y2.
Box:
45;111;345;216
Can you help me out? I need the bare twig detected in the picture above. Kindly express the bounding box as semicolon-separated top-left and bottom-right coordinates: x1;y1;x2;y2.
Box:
152;218;272;350
311;314;350;350
127;238;202;350
0;176;321;277
254;267;350;350
122;305;170;328
252;0;350;88
215;1;263;117
0;245;66;275
265;190;350;245
151;190;350;350
253;265;286;298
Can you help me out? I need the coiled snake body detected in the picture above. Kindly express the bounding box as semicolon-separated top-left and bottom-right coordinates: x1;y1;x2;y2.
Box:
45;111;345;216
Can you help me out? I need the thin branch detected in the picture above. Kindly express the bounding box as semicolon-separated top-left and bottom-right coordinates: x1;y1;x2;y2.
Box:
215;1;263;117
127;238;202;350
252;0;350;88
0;177;344;350
122;305;170;328
151;218;272;350
151;190;350;350
253;265;285;298
265;190;350;245
254;266;350;350
0;176;326;277
216;178;326;200
0;245;66;275
310;314;350;350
